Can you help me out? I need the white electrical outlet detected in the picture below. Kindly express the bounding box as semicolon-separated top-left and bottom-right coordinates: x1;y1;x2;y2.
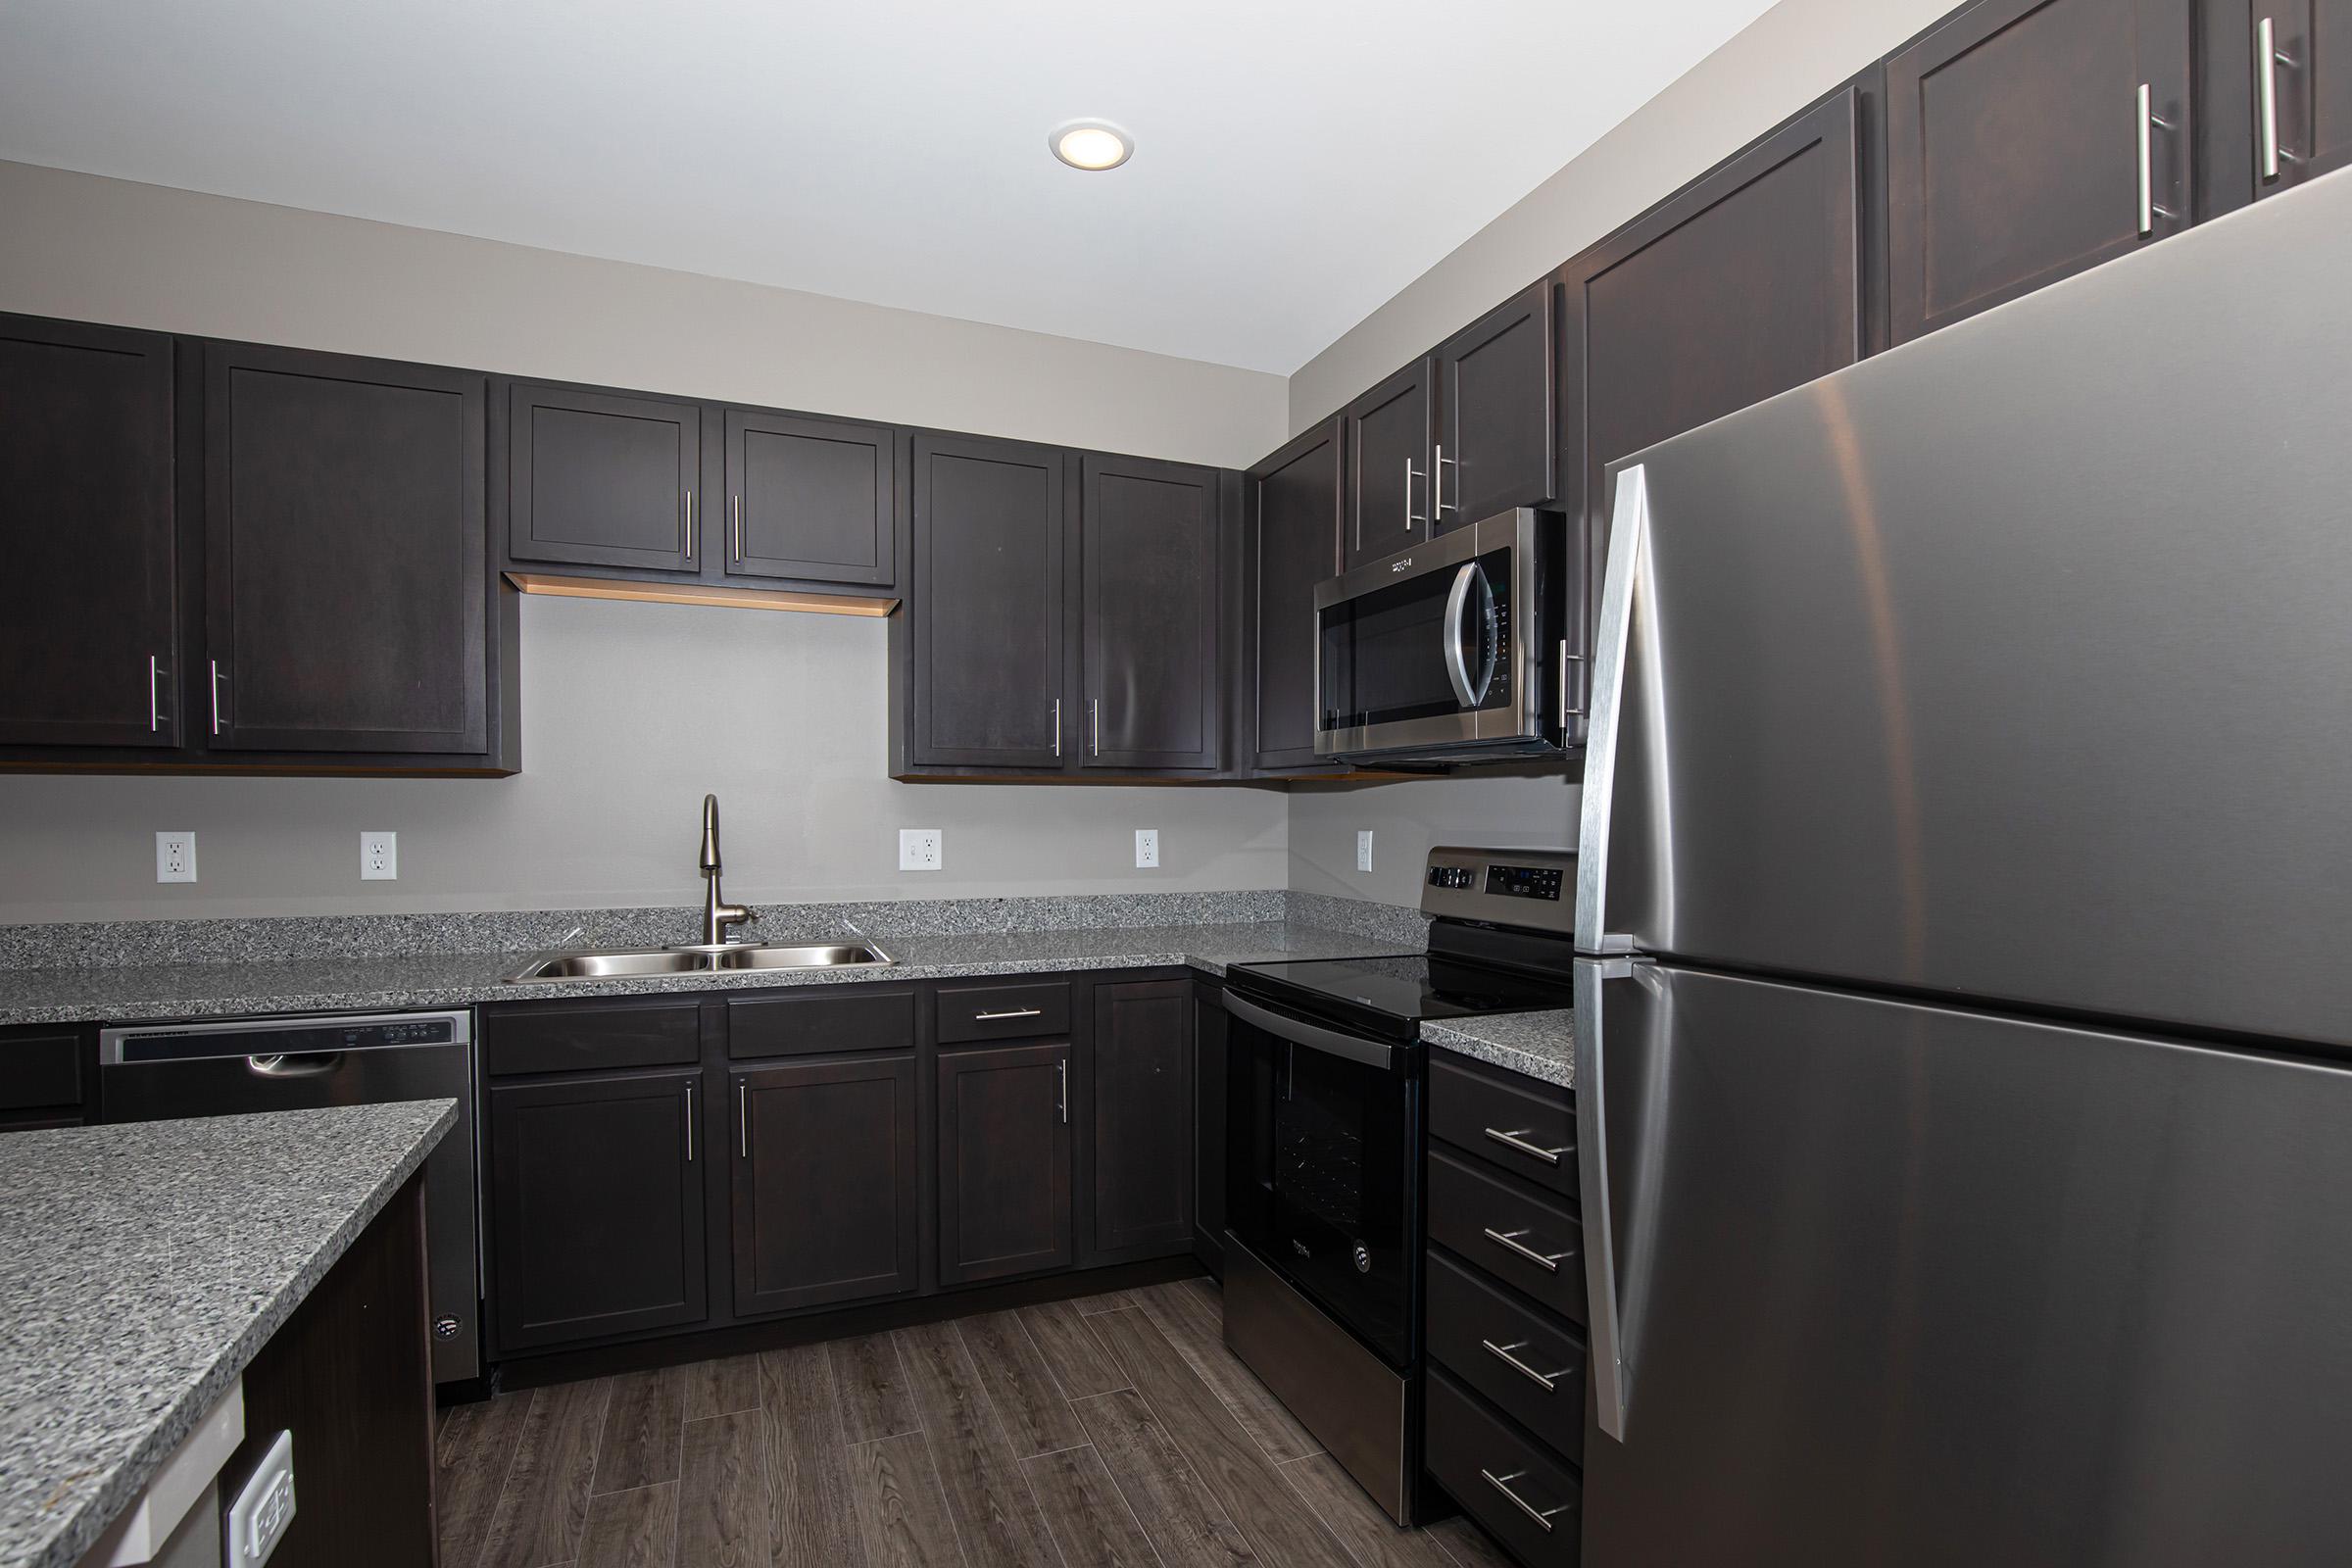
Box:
1356;829;1375;873
156;831;197;883
899;828;944;872
1135;828;1159;868
226;1429;296;1568
361;831;398;880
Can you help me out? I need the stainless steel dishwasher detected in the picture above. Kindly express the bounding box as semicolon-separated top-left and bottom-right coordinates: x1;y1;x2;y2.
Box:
99;1009;481;1387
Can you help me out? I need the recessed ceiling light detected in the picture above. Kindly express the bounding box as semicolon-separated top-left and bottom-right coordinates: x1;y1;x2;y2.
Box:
1050;119;1132;172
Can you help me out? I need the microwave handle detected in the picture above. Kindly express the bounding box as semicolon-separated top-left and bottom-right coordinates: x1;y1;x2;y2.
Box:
1443;562;1480;708
1224;992;1401;1070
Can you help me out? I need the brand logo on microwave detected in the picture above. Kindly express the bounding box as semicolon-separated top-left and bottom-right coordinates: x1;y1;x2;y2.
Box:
1391;558;1412;572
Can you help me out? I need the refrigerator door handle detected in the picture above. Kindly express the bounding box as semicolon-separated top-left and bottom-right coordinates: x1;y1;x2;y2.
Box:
1577;954;1641;1441
1575;466;1648;956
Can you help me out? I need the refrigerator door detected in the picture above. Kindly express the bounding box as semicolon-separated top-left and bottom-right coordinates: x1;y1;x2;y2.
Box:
1576;957;2352;1567
1575;168;2352;1049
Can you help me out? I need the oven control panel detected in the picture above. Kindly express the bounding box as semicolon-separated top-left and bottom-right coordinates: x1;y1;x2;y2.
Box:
1420;845;1577;933
1428;865;1477;891
1486;862;1565;901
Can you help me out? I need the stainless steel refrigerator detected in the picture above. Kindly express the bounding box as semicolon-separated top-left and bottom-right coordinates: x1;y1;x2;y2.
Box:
1572;166;2352;1566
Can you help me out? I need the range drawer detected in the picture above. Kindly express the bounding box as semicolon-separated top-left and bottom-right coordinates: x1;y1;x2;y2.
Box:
728;986;915;1059
1428;1147;1586;1324
482;1000;702;1077
1429;1053;1575;1200
1427;1248;1585;1463
1426;1366;1581;1567
935;979;1071;1044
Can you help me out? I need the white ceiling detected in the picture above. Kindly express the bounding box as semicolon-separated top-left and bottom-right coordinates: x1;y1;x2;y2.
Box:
0;1;1777;374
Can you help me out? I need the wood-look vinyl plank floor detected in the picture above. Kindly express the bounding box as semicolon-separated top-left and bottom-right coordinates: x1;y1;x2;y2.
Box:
436;1279;1517;1568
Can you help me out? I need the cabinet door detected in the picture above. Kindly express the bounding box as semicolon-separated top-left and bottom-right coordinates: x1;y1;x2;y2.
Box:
906;434;1067;767
0;317;177;750
731;1054;919;1316
2253;1;2352;196
203;343;488;754
1246;418;1344;772
1089;979;1194;1257
938;1042;1072;1285
1081;454;1219;770
1343;358;1435;570
1193;986;1229;1274
1565;88;1867;655
723;409;897;587
1887;0;2193;343
507;382;701;572
488;1069;707;1351
1436;279;1560;528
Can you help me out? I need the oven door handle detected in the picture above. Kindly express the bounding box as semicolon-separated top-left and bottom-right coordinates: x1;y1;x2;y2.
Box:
1223;992;1402;1070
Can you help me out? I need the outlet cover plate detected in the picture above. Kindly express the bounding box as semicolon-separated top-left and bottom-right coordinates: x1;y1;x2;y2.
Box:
1135;828;1159;868
156;831;197;883
899;828;943;872
361;831;398;880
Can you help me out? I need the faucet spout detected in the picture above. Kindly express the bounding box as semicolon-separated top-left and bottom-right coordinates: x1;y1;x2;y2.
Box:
697;793;754;947
700;793;722;876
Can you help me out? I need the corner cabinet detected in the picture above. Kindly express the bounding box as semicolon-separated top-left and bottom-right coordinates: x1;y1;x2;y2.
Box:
1083;978;1196;1259
1244;418;1345;774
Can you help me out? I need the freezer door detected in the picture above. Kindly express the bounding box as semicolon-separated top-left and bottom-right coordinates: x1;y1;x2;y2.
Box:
1575;168;2352;1049
1577;958;2352;1567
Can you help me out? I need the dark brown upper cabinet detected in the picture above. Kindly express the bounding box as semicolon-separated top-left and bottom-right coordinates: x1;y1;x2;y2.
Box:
506;382;702;573
204;342;494;757
899;433;1067;770
1244;418;1344;774
486;1067;708;1353
937;1041;1073;1286
2247;1;2352;197
1343;358;1436;570
731;1054;920;1316
1084;978;1194;1260
1886;0;2193;344
0;316;176;751
1434;278;1561;529
1080;454;1221;771
1565;83;1871;632
723;409;897;587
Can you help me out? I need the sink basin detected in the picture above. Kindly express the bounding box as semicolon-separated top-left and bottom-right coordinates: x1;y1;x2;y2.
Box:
502;941;895;983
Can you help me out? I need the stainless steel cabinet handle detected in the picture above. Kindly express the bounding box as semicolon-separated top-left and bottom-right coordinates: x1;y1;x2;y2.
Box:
1435;442;1457;516
147;654;161;733
1052;697;1062;758
2136;83;2176;236
736;1079;748;1158
1480;1470;1567;1533
208;660;224;736
1405;458;1428;528
685;489;695;562
731;494;743;563
1483;1226;1571;1272
974;1006;1044;1021
1480;1339;1563;1393
684;1078;696;1163
1483;1127;1567;1165
2259;16;2293;181
1057;1057;1068;1124
1091;697;1101;757
1559;641;1587;727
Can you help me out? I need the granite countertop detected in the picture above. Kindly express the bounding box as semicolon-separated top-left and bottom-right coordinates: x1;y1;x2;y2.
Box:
0;1101;456;1568
1422;1008;1575;1089
0;920;1419;1027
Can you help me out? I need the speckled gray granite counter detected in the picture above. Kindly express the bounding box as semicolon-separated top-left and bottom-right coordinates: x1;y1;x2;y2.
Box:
1421;1009;1576;1089
0;921;1421;1027
0;1101;456;1568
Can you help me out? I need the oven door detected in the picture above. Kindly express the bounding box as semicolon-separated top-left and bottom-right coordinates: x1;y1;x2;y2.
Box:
1224;989;1420;1369
1313;508;1560;760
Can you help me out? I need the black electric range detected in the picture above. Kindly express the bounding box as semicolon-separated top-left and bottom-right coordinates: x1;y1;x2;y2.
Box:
1218;845;1577;1528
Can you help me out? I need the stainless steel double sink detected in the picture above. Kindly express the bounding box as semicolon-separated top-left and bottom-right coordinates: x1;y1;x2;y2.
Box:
501;941;895;983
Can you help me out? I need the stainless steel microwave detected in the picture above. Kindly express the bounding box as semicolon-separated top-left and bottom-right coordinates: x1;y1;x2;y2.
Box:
1312;508;1573;762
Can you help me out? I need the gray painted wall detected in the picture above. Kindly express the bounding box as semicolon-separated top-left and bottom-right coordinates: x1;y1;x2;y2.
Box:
1288;772;1578;906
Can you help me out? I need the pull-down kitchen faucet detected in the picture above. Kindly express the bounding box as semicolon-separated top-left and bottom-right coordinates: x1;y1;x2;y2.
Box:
698;793;755;947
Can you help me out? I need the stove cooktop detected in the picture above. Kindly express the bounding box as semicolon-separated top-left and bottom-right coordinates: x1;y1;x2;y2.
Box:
1231;949;1577;1028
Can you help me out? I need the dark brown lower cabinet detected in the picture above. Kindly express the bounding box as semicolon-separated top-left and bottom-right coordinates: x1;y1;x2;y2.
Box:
731;1054;920;1316
487;1068;707;1352
1193;984;1229;1275
937;1041;1073;1286
1088;979;1195;1257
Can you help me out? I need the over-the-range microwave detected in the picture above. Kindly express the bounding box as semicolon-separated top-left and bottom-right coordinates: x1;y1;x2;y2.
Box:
1312;508;1576;763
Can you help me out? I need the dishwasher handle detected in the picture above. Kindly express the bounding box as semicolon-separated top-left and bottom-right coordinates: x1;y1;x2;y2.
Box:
246;1053;346;1078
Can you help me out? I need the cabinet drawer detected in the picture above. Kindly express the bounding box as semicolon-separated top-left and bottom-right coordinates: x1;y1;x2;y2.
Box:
0;1031;81;1113
1428;1249;1585;1464
1427;1367;1581;1567
1429;1053;1575;1200
728;987;915;1059
935;980;1071;1044
483;1001;702;1077
1428;1147;1585;1324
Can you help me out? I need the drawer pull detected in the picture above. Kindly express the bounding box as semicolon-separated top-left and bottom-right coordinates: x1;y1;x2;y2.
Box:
974;1007;1044;1022
1480;1339;1566;1393
1481;1469;1569;1533
1483;1227;1571;1273
1483;1126;1567;1165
